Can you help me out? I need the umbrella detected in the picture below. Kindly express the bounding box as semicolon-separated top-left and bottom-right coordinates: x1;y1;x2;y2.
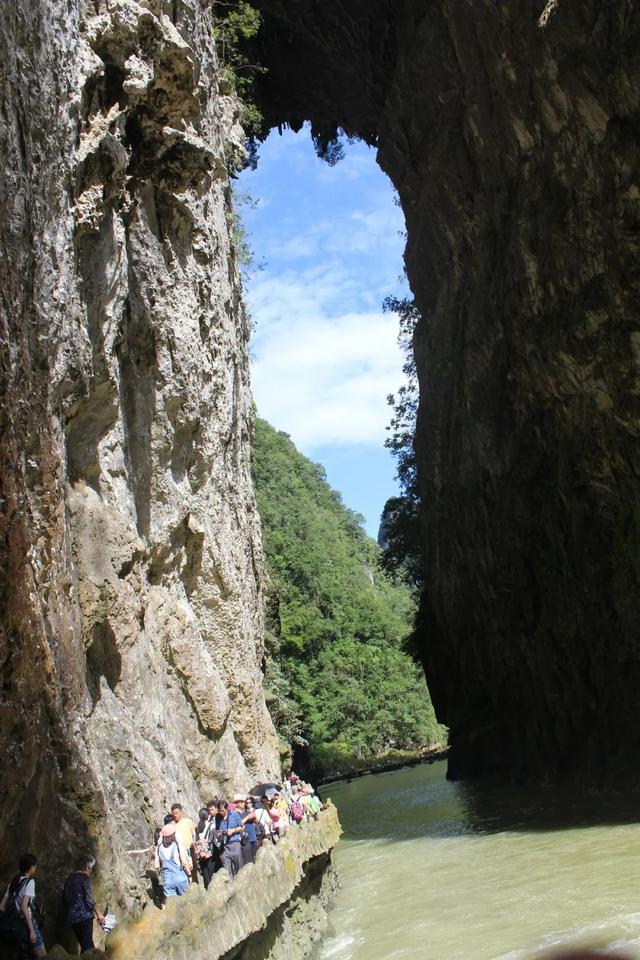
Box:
249;782;281;797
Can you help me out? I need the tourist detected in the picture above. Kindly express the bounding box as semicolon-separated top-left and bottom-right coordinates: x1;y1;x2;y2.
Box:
155;823;190;898
171;803;197;881
0;853;46;957
265;794;288;839
194;807;216;890
289;788;306;825
206;799;225;874
308;791;322;819
255;796;276;844
239;796;258;865
216;800;244;878
62;854;106;953
272;792;290;836
300;787;314;818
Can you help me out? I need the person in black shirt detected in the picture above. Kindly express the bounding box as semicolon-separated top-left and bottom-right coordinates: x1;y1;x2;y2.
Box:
62;855;105;952
194;807;216;890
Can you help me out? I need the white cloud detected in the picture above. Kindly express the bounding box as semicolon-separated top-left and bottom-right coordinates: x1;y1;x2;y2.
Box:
240;126;408;455
248;271;403;449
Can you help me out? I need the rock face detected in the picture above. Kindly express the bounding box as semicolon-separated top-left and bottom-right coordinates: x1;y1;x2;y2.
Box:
0;0;279;914
251;0;640;785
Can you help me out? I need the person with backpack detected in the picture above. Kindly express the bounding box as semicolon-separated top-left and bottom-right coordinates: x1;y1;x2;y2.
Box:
193;807;216;890
205;799;225;875
289;791;306;825
0;853;46;957
62;854;105;953
254;796;276;845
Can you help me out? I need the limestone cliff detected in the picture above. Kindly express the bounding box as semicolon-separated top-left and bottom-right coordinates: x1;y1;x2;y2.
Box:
0;0;279;915
250;0;640;785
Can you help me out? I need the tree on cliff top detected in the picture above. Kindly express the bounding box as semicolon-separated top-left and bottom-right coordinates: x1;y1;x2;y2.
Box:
251;417;444;774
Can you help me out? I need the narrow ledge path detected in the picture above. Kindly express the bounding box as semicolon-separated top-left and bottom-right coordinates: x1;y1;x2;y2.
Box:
48;805;342;960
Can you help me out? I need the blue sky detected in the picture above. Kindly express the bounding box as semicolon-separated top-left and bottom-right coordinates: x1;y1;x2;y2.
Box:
237;126;409;538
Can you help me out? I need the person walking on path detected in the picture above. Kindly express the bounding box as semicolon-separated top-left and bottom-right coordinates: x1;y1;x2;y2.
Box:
216;800;244;878
255;797;276;844
237;796;258;865
267;794;289;839
206;800;225;875
155;823;190;899
194;808;216;890
171;804;197;882
0;853;46;957
62;854;105;953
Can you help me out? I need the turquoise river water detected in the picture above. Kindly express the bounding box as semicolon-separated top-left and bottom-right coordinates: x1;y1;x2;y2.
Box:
315;762;640;960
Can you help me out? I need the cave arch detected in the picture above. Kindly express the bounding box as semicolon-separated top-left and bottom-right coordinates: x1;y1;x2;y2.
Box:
249;0;640;785
2;0;640;927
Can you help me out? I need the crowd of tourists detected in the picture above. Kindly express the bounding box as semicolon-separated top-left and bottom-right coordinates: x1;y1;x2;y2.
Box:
153;773;324;901
0;773;324;957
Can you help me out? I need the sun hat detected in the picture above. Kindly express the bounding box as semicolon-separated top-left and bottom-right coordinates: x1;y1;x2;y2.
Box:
161;822;177;837
233;793;245;803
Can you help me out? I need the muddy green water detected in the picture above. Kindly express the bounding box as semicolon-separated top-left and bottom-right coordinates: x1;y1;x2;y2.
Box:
316;762;640;960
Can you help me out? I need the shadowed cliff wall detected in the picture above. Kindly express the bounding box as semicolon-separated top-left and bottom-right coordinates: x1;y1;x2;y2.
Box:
251;0;640;785
0;0;280;916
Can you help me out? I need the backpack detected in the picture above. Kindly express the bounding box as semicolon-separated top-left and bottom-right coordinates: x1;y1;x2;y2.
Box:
193;835;211;860
290;801;305;823
0;877;29;945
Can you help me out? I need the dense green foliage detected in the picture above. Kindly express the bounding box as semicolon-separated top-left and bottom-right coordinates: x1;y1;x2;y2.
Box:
213;1;264;142
381;296;422;584
252;418;445;774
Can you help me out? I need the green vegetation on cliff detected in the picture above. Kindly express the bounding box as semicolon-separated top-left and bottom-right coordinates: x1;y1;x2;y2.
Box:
251;417;444;774
380;295;422;586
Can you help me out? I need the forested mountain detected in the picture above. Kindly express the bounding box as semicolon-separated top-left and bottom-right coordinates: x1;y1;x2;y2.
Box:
251;417;445;775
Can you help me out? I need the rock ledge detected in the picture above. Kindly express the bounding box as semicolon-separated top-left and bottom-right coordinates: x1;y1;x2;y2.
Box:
50;805;342;960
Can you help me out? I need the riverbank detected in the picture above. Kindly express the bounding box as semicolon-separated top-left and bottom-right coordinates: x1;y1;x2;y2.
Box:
46;805;341;960
317;744;448;786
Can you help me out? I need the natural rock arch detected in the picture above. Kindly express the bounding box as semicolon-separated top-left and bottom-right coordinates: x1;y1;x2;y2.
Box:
1;0;639;929
250;0;640;785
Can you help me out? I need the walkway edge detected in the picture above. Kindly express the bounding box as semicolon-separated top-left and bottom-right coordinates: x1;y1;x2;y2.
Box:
105;806;342;960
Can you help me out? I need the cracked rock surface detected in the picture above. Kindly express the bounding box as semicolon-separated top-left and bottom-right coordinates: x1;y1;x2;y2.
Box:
0;0;279;916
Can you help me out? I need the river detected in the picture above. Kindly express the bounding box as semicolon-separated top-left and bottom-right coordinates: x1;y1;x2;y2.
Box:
315;762;640;960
